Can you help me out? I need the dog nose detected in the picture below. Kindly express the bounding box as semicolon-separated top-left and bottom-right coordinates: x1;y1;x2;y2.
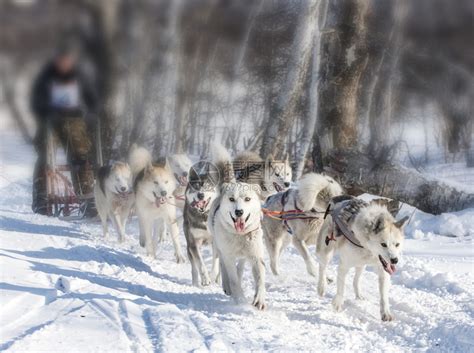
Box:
197;192;205;200
120;186;126;192
183;171;188;177
284;182;290;187
390;257;398;264
160;190;167;197
235;209;243;217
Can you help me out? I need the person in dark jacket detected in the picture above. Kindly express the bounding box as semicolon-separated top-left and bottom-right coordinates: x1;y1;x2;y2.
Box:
31;43;98;215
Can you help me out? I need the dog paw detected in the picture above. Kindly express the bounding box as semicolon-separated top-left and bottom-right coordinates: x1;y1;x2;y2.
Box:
381;312;394;321
201;276;211;287
332;296;344;312
306;265;317;277
326;276;334;284
175;254;186;264
252;298;266;310
355;294;366;301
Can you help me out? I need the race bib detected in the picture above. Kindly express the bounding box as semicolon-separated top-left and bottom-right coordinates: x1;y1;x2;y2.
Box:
50;81;80;108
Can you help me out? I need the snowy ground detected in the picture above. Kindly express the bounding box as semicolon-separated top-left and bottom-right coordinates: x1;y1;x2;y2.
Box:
1;126;473;352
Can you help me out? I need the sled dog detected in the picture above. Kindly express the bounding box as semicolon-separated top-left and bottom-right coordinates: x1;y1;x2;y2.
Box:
183;149;224;286
208;145;266;309
130;147;186;262
316;196;409;321
169;154;193;209
94;162;134;242
262;173;343;276
233;151;292;199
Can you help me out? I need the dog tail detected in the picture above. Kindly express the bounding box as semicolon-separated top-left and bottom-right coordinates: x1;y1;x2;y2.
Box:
210;143;235;184
128;145;152;176
296;173;337;211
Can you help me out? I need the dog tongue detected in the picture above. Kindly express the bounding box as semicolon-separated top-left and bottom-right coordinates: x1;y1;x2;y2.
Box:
388;264;396;275
155;197;166;207
234;218;245;233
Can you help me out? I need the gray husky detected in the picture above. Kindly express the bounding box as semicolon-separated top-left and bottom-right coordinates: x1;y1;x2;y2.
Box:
316;196;409;321
183;153;224;286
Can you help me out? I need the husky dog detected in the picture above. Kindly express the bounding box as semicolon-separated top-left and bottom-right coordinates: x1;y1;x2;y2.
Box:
233;151;292;199
94;162;134;242
130;148;186;263
208;145;266;309
169;154;193;209
183;151;223;286
262;173;343;277
316;196;409;321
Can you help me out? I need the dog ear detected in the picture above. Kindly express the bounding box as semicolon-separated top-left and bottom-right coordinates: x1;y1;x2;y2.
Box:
394;216;409;230
373;215;386;233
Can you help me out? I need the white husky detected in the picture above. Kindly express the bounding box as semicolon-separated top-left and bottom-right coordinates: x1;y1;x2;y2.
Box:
316;196;409;321
208;145;266;309
262;173;342;277
129;147;186;263
94;162;134;242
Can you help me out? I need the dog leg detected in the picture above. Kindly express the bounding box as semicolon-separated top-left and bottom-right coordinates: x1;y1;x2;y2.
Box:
292;237;317;277
221;256;245;303
111;212;126;243
252;258;266;310
100;214;109;238
317;251;332;297
139;216;155;258
332;265;349;312
237;259;246;287
210;242;220;284
265;236;280;276
353;266;365;300
169;220;186;263
378;269;393;321
190;241;211;286
187;244;200;286
220;258;231;296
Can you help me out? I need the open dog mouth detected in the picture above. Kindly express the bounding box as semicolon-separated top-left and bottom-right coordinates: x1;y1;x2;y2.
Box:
190;197;211;212
115;188;131;198
230;213;251;233
175;173;188;186
379;255;396;275
153;192;167;207
273;182;283;192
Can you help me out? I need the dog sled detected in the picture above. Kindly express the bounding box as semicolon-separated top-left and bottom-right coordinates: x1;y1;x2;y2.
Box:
44;119;103;220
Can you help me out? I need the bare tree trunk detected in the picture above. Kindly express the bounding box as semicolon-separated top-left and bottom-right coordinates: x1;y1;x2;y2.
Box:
294;0;329;179
325;149;474;214
260;0;319;159
318;0;369;151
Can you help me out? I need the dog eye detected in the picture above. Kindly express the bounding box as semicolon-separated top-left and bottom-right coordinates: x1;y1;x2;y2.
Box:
229;197;235;202
154;181;158;185
245;197;251;202
381;243;387;247
310;208;316;212
275;172;280;177
395;243;400;247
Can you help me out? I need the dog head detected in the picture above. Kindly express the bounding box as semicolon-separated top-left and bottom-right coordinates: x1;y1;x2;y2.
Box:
185;161;219;213
218;182;262;234
169;154;193;187
136;159;176;207
265;154;292;193
102;162;132;197
353;205;409;275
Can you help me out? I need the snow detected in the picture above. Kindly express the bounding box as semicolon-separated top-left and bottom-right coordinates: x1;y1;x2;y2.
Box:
1;122;473;352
